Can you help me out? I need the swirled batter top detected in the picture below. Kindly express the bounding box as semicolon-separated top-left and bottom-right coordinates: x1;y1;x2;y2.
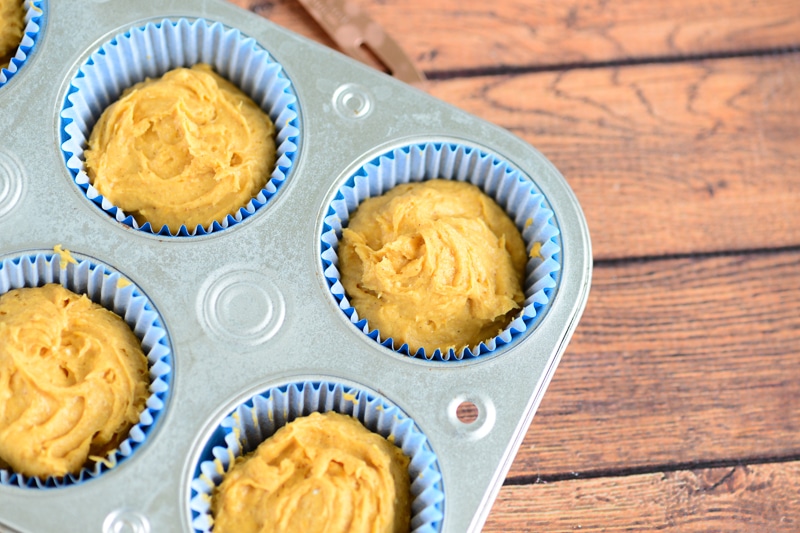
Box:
0;284;149;478
84;64;276;233
339;179;527;354
0;0;24;68
211;411;411;533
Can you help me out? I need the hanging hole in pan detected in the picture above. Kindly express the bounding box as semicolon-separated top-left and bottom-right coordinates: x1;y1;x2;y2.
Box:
456;401;479;424
449;394;495;440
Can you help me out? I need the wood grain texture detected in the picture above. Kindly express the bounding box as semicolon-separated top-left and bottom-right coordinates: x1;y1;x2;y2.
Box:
427;54;800;260
218;2;800;530
506;250;800;478
485;462;800;532
226;0;800;260
227;0;800;72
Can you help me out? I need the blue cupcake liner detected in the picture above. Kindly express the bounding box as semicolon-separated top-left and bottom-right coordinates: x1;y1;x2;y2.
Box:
189;380;445;533
320;142;562;361
0;0;43;89
59;18;300;237
0;251;172;489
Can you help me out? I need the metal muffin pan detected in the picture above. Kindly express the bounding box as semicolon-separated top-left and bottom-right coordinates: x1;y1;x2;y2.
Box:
0;0;592;531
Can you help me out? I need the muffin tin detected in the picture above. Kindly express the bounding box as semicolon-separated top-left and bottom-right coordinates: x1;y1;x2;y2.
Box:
0;0;592;532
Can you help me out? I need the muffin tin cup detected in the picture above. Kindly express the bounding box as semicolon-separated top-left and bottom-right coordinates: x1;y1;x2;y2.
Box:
321;142;562;361
189;380;445;533
0;0;44;89
59;17;300;237
0;251;172;489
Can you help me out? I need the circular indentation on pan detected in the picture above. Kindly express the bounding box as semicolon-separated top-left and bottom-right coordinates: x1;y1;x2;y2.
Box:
102;510;151;533
198;268;285;346
187;379;444;532
0;1;44;90
333;83;373;119
448;394;495;440
59;18;300;237
0;251;172;489
0;150;24;220
321;142;562;361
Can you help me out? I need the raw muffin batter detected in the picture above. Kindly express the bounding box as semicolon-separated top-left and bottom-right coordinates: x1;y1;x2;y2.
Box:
0;0;24;69
0;284;149;478
211;411;411;533
84;64;276;233
339;179;527;354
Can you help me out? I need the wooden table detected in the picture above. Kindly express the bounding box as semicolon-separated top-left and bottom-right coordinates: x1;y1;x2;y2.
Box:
230;1;800;530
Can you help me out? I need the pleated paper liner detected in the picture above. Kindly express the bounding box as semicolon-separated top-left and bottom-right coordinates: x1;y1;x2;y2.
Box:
189;380;445;532
321;142;562;361
0;0;44;89
0;251;172;488
60;18;300;237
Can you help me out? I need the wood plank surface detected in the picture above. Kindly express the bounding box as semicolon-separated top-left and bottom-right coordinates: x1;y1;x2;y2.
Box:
485;462;800;532
506;250;800;478
228;1;800;261
427;54;800;260
220;2;800;531
228;0;800;72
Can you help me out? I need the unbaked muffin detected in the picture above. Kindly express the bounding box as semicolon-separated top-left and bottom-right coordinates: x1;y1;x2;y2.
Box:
0;0;24;69
84;64;277;233
339;179;527;354
211;411;411;533
0;284;149;478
